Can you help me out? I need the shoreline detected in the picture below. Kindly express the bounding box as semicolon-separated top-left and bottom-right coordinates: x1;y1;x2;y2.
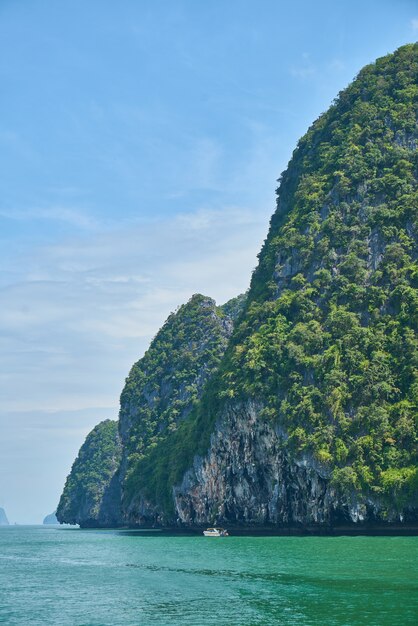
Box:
70;523;418;537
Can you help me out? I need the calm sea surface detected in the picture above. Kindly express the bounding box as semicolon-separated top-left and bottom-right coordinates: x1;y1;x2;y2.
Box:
0;526;417;625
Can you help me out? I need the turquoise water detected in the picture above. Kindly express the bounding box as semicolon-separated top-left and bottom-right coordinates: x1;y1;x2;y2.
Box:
0;527;417;625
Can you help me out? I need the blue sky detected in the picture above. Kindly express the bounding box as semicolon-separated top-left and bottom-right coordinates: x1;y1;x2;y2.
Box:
0;0;417;523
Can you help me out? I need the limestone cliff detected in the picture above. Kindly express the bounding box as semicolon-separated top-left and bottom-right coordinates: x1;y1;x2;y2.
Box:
58;43;418;531
174;401;417;528
131;43;418;529
57;294;239;527
119;294;236;524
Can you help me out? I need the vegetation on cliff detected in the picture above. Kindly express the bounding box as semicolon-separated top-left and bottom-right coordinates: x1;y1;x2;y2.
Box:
58;44;418;527
57;420;122;526
57;295;242;526
120;294;236;513
131;43;418;518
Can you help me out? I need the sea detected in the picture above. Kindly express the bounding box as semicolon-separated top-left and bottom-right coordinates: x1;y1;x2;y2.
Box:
0;526;417;625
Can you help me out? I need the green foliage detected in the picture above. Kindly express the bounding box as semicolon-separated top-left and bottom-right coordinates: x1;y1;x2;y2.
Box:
219;292;248;322
57;420;121;525
380;466;418;508
130;44;418;515
121;294;234;511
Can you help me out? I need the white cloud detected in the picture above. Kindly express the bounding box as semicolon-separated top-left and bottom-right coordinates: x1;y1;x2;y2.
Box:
0;205;271;520
0;406;116;524
411;18;418;31
0;205;269;414
291;55;346;81
290;53;317;80
329;59;345;72
0;206;101;230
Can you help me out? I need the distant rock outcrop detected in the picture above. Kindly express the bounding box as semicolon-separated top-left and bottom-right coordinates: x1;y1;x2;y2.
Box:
0;508;9;525
43;512;58;524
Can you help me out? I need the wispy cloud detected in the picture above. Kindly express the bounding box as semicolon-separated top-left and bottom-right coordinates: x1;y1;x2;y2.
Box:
0;206;268;414
0;206;101;230
0;130;39;163
329;58;345;72
0;406;116;524
289;53;317;80
411;18;418;31
0;204;270;521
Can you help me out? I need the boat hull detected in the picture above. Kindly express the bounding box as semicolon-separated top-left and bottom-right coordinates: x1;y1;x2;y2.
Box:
203;528;228;537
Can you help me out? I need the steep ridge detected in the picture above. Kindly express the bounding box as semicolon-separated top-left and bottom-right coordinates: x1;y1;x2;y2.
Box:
120;294;237;524
57;294;239;527
58;44;418;531
57;419;122;527
131;43;418;529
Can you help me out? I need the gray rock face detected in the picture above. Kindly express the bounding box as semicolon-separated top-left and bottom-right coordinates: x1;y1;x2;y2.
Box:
122;400;378;529
175;402;337;526
0;507;9;525
43;512;58;524
173;401;383;528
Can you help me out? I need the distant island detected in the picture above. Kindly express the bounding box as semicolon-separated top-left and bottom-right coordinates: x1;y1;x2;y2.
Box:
43;512;58;525
0;508;9;525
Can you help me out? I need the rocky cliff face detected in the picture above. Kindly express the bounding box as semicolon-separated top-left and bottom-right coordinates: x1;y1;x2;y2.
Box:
174;401;417;528
119;294;236;524
174;400;332;526
130;43;418;529
58;44;418;531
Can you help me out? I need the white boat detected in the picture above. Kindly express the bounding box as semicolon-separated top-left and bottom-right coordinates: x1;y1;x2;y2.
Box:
203;527;229;537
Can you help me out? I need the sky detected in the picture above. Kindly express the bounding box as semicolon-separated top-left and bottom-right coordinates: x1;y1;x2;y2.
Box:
0;0;417;524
